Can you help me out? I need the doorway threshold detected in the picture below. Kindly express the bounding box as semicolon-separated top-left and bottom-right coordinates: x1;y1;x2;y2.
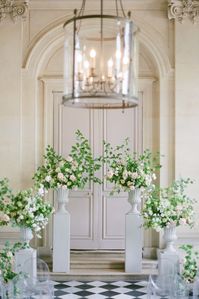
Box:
44;250;158;281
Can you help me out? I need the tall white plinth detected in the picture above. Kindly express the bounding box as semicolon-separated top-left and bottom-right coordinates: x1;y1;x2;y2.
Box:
53;188;70;273
125;189;143;273
125;213;143;273
53;212;70;272
15;248;37;279
158;251;179;276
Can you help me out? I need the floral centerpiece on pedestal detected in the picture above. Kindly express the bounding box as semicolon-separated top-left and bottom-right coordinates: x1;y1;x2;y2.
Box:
0;178;13;226
33;130;101;192
9;188;53;237
142;178;195;232
103;139;160;273
103;139;160;195
33;130;102;273
143;178;195;253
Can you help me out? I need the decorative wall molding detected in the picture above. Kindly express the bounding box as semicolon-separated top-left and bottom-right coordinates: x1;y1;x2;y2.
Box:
29;0;167;11
168;0;199;23
0;0;28;23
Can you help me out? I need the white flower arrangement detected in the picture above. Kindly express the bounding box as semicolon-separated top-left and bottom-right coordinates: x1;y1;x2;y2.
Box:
0;178;53;236
33;130;101;192
142;178;195;232
0;178;12;226
103;139;160;194
9;188;53;236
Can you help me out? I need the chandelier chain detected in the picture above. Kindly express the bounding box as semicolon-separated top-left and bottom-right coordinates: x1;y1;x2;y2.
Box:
119;0;126;17
78;0;86;17
76;0;127;19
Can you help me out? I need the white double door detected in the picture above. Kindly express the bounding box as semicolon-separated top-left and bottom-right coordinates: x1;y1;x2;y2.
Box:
53;93;142;249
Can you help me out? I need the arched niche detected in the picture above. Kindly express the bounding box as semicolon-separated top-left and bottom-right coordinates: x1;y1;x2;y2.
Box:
22;19;174;255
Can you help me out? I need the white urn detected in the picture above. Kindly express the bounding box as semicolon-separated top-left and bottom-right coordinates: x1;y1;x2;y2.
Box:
127;189;141;214
20;227;33;245
163;225;177;253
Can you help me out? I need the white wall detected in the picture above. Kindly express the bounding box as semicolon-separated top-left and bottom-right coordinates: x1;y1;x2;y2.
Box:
175;21;199;243
0;20;22;190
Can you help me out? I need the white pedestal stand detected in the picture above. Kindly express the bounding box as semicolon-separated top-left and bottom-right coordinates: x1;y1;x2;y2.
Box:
15;228;37;280
158;225;179;276
53;187;70;273
125;189;143;273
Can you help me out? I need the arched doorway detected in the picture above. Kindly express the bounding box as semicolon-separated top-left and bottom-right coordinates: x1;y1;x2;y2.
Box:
22;20;173;256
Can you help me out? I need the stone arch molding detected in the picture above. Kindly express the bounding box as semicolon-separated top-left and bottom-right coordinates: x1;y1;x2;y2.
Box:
24;18;172;79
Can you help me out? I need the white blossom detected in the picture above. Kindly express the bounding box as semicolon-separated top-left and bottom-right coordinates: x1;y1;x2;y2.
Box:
38;187;45;196
58;172;65;181
3;197;11;205
131;172;138;179
107;170;114;179
130;185;135;191
70;175;76;182
0;212;10;222
66;156;73;162
179;218;187;225
45;175;51;182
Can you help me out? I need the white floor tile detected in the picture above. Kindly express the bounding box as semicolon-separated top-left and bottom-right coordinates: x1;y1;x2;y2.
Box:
87;281;107;287
111;281;132;287
64;281;84;287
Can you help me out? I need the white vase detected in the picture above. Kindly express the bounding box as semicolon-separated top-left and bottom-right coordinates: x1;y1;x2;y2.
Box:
163;225;178;253
127;189;141;214
20;227;33;245
57;187;69;213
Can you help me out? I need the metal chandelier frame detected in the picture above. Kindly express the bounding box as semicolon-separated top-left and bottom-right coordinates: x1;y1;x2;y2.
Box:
62;0;138;109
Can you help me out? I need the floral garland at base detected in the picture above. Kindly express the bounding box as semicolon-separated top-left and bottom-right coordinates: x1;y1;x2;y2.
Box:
0;241;30;284
180;244;199;284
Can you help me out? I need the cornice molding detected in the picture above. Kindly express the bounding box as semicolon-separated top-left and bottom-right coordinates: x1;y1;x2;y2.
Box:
168;0;199;23
0;0;28;23
29;0;167;11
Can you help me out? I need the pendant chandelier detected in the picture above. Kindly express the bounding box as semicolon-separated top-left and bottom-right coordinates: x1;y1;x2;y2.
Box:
63;0;138;109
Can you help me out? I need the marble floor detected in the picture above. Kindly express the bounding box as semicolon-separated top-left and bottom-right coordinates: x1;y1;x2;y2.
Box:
53;280;165;299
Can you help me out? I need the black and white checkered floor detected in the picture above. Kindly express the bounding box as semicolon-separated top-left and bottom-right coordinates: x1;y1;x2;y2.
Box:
53;280;152;299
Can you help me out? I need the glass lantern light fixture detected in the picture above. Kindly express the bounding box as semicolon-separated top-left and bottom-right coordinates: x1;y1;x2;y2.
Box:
63;0;139;109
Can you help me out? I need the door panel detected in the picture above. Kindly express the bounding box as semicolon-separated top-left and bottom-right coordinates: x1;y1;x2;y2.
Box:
53;96;98;248
68;195;93;238
99;108;138;249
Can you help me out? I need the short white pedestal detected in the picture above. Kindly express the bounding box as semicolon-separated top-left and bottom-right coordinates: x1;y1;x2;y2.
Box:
53;211;70;272
15;248;37;279
125;213;143;273
158;250;179;276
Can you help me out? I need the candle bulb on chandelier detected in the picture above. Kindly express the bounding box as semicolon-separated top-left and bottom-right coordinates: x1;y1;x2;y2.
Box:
90;49;96;69
84;60;90;78
77;53;83;79
101;75;105;82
